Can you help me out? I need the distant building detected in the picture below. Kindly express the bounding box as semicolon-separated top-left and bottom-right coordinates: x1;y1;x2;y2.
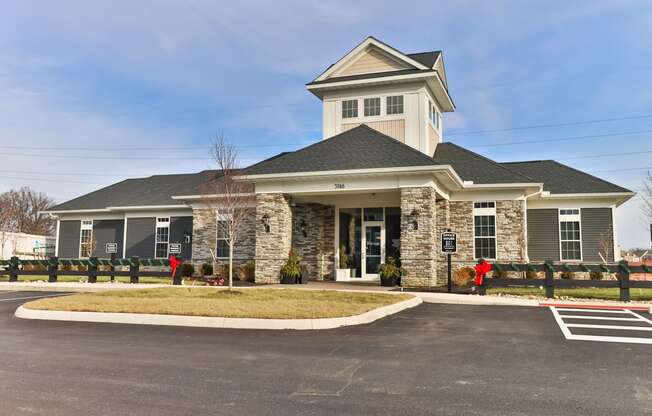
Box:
0;231;56;260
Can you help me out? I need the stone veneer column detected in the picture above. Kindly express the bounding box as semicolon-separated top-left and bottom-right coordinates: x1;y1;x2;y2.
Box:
400;187;437;287
192;208;217;268
435;199;451;283
496;200;526;262
254;193;292;284
292;203;335;281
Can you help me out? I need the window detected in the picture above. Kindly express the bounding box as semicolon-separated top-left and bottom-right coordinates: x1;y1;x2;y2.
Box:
155;217;170;258
386;95;403;115
342;99;358;119
473;202;496;259
79;220;93;258
216;218;230;258
559;209;582;261
364;97;381;116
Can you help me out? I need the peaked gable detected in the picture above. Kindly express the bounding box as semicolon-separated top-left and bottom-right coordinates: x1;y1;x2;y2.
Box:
333;45;413;77
314;36;428;83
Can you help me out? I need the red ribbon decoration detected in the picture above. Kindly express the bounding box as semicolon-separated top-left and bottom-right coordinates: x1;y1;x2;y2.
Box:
169;255;182;279
474;260;493;286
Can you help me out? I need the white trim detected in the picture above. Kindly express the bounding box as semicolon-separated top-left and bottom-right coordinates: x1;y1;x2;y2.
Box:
472;201;497;261
122;217;128;258
43;204;189;215
314;37;428;82
558;208;583;262
154;217;170;259
54;220;61;257
611;205;620;262
239;165;464;182
79;219;94;259
309;71;437;90
171;193;255;200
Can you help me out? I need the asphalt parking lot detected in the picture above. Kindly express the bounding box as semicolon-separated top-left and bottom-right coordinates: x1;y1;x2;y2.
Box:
0;291;651;416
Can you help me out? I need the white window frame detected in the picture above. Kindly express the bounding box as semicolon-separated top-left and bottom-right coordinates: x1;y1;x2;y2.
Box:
342;99;358;119
79;220;93;258
154;217;170;259
363;97;381;117
386;95;404;115
215;214;231;260
473;201;497;260
559;208;582;262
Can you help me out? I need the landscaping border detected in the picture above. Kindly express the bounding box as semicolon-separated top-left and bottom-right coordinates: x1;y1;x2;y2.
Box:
14;296;422;330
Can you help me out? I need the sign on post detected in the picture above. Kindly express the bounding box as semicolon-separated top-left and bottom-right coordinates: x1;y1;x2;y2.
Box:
441;232;457;253
169;243;182;255
105;242;118;254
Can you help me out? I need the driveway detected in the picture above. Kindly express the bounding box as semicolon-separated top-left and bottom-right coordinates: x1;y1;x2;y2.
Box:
0;291;650;415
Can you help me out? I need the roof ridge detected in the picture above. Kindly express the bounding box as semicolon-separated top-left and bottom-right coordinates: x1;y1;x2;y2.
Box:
502;160;554;165
438;142;536;182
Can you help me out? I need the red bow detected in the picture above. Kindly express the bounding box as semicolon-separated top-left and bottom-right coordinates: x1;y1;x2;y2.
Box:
169;255;182;278
474;260;493;286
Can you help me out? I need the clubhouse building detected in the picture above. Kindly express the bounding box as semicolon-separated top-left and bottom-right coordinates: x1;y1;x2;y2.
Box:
45;37;634;287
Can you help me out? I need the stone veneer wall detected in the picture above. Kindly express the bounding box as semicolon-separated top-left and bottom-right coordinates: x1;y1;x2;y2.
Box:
292;203;335;281
254;193;292;284
435;199;451;283
191;208;255;272
496;200;526;262
400;187;437;287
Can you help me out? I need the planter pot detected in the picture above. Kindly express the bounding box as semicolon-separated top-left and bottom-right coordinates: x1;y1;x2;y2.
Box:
380;275;399;287
336;268;351;282
280;274;298;284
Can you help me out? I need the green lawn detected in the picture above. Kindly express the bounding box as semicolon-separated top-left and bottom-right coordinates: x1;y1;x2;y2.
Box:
488;287;652;302
0;275;171;284
23;288;414;319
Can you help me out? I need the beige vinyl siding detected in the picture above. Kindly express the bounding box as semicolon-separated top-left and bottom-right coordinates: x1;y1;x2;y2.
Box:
336;48;409;77
428;124;439;154
341;120;405;142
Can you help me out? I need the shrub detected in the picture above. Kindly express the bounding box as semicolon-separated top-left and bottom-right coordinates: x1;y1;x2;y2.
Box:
560;271;575;280
339;244;349;269
280;250;302;280
378;257;402;279
525;270;541;279
589;271;604;281
179;263;195;277
201;263;213;276
452;266;475;287
240;260;255;282
493;270;508;278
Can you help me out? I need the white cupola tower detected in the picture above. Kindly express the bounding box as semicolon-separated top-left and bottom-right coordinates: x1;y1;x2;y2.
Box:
306;36;454;156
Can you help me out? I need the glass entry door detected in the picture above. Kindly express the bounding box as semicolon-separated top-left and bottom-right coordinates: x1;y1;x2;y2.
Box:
362;222;384;279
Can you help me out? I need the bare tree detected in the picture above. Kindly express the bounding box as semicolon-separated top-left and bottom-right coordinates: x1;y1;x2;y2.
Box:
598;225;614;263
0;187;55;235
0;198;14;259
644;170;652;226
201;133;254;290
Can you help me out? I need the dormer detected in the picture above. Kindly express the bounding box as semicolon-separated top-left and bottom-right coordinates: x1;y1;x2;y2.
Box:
307;36;454;156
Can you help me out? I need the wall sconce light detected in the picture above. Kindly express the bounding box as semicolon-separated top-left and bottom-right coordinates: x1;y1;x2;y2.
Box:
184;233;192;244
412;220;419;231
261;214;270;233
300;219;307;237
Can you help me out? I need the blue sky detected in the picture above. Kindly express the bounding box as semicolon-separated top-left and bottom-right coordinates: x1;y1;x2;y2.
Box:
0;1;651;248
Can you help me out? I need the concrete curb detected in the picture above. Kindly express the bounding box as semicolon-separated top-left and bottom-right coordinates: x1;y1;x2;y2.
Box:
14;296;422;330
414;292;539;307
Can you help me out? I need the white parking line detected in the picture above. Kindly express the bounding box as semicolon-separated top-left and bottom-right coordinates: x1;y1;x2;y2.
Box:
549;306;652;345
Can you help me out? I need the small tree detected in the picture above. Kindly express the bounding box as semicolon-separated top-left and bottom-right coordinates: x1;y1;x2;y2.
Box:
201;133;254;290
598;225;614;263
644;170;652;228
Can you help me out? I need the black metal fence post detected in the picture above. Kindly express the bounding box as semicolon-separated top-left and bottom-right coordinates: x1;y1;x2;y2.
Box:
618;260;630;303
109;253;116;282
545;261;554;299
48;256;58;283
130;257;139;284
88;257;98;283
9;256;19;282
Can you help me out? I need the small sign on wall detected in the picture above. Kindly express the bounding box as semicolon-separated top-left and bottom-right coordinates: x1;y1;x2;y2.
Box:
441;232;457;254
169;243;182;255
105;242;118;254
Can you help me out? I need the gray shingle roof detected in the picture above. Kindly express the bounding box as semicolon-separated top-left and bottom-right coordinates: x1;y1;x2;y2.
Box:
433;142;534;184
245;125;438;175
49;170;223;211
407;51;441;68
501;160;632;194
